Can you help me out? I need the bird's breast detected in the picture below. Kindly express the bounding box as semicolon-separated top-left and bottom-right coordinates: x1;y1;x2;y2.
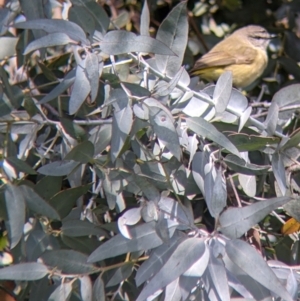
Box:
225;49;268;87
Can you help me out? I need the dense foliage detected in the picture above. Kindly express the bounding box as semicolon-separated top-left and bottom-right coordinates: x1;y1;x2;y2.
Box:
1;0;300;300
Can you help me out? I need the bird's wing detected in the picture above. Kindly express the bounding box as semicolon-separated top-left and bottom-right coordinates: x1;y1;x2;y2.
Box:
191;45;257;71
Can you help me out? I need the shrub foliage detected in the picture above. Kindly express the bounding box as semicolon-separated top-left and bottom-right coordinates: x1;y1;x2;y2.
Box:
0;0;300;300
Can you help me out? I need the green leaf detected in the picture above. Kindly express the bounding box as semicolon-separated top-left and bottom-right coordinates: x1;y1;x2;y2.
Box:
14;19;89;45
38;70;75;104
69;64;91;115
213;71;232;114
4;183;25;248
219;196;292;238
88;221;176;262
149;106;181;160
40;250;97;275
48;283;72;301
69;5;96;38
50;183;92;218
106;262;134;287
38;160;80;176
19;185;60;220
226;239;293;301
100;31;175;55
85;52;100;102
140;0;150;36
186;117;240;157
64;141;95;163
60;117;87;142
0;262;49;280
136;238;205;301
110;89;133;162
155;2;188;76
35;176;62;200
0;37;18;60
5;157;37;175
225;133;280;152
272;83;300;107
224;154;270;175
24;33;72;54
61;220;107;237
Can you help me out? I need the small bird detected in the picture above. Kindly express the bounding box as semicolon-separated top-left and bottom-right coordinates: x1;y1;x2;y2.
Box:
190;25;274;88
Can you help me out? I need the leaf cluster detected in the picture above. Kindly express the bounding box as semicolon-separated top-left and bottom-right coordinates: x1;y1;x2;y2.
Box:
0;0;300;301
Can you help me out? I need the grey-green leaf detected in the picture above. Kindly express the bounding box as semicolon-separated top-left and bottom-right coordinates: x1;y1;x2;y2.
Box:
24;33;72;55
19;185;60;220
186;117;240;157
38;70;76;104
69;64;91;115
136;238;205;301
40;250;97;275
88;221;176;262
140;0;150;36
149;106;181;160
155;2;188;76
213;71;232;114
226;239;293;301
85;52;100;102
48;283;72;301
5;183;25;248
0;37;18;60
100;30;175;55
61;220;107;237
219;196;292;239
110;89;133;162
38;160;79;176
224;154;270;176
64;141;95;164
0;262;49;280
135;234;183;286
14;19;89;45
272;152;287;196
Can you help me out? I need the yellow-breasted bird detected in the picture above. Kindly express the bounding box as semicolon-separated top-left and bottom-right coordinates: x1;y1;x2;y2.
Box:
190;25;274;88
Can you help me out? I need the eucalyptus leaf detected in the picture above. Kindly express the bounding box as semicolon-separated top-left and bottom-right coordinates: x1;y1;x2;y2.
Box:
38;69;76;104
19;185;60;220
272;151;287;196
187;117;240;157
0;262;49;280
219;196;292;239
213;71;232;114
92;276;106;301
110;88;133;162
140;0;150;36
40;250;97;275
100;31;175;55
135;233;184;286
38;160;79;176
149;106;181;160
14;19;89;45
226;239;293;301
62;220;107;237
24;33;72;54
64;141;95;164
106;262;134;287
208;251;230;301
155;2;188;76
0;37;18;59
85;52;100;102
5;183;25;248
224;154;270;175
69;63;91;115
48;282;72;301
88;221;177;262
136;238;205;301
